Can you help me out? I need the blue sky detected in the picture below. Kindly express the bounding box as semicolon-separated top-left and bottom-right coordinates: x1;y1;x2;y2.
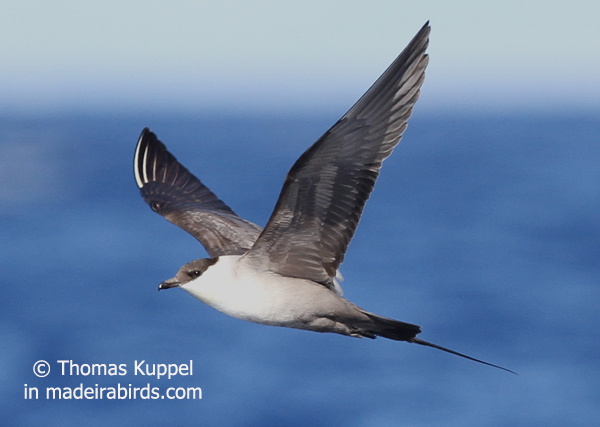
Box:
1;0;598;113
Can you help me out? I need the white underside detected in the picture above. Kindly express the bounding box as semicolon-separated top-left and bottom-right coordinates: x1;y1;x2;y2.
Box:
180;255;351;327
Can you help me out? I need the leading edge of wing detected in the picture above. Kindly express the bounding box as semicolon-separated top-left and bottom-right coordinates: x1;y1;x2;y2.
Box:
134;128;262;257
245;22;430;287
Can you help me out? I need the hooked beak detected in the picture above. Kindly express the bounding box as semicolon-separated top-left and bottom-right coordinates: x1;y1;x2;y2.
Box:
158;279;181;291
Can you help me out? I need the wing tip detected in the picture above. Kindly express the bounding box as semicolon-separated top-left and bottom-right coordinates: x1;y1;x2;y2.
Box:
134;128;148;189
134;127;159;189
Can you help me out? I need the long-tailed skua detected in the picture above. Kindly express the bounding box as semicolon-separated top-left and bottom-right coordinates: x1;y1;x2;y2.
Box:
134;22;514;374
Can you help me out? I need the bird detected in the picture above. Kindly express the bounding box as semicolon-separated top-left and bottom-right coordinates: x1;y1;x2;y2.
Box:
134;22;514;374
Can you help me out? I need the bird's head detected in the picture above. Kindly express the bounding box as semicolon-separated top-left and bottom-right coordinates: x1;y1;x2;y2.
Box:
158;258;218;290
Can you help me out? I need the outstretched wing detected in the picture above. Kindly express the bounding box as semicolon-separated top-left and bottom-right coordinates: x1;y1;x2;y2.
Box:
134;128;263;257
246;22;430;288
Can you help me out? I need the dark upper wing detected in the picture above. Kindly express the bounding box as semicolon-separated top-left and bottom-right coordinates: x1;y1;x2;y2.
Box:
134;128;262;258
246;22;430;287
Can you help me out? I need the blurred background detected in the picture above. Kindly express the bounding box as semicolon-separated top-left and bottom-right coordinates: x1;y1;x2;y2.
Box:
1;1;599;426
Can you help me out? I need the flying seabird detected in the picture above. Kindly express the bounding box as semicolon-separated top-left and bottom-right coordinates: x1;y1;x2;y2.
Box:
134;22;514;374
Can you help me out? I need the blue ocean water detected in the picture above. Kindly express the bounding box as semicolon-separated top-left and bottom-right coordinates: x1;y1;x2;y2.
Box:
1;111;599;426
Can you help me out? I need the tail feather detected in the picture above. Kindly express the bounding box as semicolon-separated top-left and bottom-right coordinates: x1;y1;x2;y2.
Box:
410;338;517;375
362;311;516;374
360;311;422;341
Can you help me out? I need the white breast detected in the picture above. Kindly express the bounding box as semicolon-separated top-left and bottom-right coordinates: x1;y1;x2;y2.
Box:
179;255;354;330
180;255;295;324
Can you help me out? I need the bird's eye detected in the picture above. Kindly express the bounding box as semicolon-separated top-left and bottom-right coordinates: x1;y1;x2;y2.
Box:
189;270;201;278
